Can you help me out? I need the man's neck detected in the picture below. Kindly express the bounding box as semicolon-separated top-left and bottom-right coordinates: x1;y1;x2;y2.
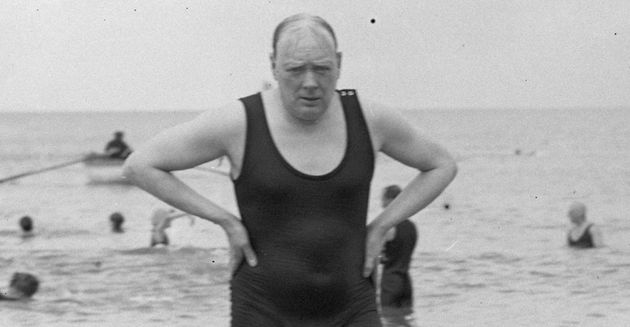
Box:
270;89;336;128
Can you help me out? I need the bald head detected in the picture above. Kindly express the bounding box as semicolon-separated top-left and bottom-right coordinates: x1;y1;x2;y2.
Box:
272;14;338;57
568;202;587;224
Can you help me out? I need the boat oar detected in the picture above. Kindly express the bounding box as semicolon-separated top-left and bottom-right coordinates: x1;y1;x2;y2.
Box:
0;156;90;184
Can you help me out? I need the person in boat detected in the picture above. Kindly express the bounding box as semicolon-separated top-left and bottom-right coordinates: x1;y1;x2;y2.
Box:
104;131;132;159
150;208;193;247
0;272;39;301
19;215;35;238
379;185;418;313
123;13;456;326
109;212;125;233
567;202;603;248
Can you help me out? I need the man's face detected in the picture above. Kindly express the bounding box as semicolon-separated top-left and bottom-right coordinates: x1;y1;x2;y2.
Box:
271;27;341;122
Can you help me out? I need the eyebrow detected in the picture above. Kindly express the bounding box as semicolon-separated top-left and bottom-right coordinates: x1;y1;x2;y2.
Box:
282;59;335;67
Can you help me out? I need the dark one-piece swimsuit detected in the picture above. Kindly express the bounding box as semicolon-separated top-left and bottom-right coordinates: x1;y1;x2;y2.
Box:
567;223;595;248
230;90;381;326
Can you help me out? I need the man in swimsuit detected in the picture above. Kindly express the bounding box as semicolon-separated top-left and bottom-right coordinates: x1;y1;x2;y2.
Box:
567;202;603;248
123;13;457;326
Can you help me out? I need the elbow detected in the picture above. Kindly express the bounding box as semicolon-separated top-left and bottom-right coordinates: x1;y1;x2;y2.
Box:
121;154;144;185
438;155;458;182
448;159;458;181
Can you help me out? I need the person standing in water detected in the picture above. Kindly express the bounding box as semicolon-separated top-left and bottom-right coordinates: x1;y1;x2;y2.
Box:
567;202;603;248
149;208;193;247
123;13;456;326
379;185;418;313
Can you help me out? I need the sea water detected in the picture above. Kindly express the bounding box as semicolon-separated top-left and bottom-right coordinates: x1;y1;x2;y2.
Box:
1;108;629;326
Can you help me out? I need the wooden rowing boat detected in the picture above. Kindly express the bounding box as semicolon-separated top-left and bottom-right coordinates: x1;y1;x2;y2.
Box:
83;155;129;184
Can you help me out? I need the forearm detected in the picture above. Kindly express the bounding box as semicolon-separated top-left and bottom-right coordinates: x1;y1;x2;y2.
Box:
370;162;457;232
123;163;236;228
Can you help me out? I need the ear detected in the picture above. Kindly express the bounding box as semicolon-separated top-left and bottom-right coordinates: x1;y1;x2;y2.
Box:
336;52;342;69
269;52;278;80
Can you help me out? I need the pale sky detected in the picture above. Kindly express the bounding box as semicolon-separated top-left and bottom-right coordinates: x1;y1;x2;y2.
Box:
1;0;629;112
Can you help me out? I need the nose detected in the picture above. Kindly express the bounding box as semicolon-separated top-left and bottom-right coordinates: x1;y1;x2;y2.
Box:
302;70;318;90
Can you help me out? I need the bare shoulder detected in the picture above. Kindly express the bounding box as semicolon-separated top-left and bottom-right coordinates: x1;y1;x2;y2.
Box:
356;94;455;170
185;100;247;164
355;95;402;151
355;95;421;150
127;100;246;171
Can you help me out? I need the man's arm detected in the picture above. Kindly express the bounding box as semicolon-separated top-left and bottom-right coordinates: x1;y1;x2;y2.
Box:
362;100;457;277
123;101;257;270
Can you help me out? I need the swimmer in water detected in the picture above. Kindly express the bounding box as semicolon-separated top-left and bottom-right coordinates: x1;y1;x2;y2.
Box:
19;216;34;238
567;202;603;248
109;212;125;233
150;208;193;247
0;272;39;300
379;185;418;313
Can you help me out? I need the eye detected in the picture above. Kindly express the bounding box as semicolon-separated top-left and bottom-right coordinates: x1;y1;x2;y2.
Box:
287;66;305;73
314;66;331;73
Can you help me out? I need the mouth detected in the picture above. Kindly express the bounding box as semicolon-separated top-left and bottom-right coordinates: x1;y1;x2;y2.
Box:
300;96;320;103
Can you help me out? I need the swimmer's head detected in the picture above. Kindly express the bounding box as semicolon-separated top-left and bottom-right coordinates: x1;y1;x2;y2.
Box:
109;212;125;233
150;208;171;227
568;202;587;224
9;272;39;298
19;216;33;232
382;185;402;208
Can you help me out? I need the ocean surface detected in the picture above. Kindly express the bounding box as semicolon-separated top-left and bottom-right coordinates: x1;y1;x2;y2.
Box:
1;108;629;327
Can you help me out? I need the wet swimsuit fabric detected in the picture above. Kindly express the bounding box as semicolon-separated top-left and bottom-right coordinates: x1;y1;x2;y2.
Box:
567;223;594;248
381;220;417;308
231;90;381;326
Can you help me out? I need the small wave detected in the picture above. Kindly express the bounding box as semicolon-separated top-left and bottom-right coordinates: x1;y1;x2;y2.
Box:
0;230;18;237
129;295;175;303
523;224;564;230
472;252;522;264
424;265;446;272
117;247;169;255
447;282;487;289
116;245;223;258
50;298;85;305
529;270;557;278
423;292;460;298
586;312;606;318
44;229;92;238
